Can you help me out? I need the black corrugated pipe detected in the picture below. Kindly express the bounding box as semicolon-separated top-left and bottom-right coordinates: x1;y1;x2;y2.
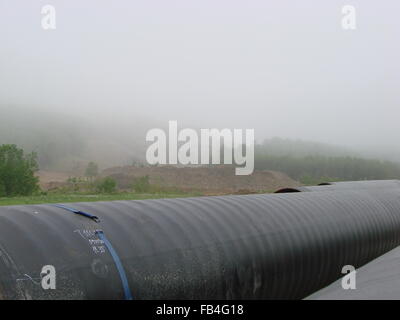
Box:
274;179;400;193
2;189;400;300
325;180;400;188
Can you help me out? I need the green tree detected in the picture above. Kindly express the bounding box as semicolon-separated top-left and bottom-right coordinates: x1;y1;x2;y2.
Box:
0;144;39;196
85;162;99;181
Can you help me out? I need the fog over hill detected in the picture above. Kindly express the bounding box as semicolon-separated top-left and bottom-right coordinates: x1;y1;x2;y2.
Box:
1;1;399;171
0;105;150;171
1;105;400;173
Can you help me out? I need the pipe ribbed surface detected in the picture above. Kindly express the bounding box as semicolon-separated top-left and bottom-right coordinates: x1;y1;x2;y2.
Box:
275;180;400;193
1;189;400;299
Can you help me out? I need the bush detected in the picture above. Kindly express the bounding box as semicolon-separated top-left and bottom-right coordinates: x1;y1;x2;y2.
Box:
67;176;86;192
132;175;151;193
95;177;117;194
0;183;5;197
0;144;39;196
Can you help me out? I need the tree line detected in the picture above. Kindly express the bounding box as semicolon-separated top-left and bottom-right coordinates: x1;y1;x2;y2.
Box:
255;154;400;183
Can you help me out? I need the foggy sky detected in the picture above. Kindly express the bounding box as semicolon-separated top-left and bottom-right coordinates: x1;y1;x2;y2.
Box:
0;0;399;149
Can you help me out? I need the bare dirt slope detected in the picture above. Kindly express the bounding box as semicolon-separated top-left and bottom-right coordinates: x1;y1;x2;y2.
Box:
37;170;71;190
102;165;300;194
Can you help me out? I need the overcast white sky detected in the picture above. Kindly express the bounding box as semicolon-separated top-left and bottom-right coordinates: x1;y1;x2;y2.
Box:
0;0;399;148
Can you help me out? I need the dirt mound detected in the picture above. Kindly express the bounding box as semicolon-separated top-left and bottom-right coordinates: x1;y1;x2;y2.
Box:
37;171;71;190
102;165;300;194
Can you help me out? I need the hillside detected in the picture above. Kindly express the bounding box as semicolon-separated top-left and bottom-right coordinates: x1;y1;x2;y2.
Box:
101;165;300;194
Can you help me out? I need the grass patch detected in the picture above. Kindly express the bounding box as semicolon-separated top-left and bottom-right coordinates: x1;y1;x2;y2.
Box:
0;191;203;206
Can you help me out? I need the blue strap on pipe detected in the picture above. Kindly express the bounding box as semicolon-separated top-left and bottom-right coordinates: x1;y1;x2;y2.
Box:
53;204;133;300
96;230;133;300
53;204;100;223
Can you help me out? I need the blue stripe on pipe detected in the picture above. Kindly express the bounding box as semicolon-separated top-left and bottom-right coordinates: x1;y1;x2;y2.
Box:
53;204;100;222
96;230;133;300
53;204;132;299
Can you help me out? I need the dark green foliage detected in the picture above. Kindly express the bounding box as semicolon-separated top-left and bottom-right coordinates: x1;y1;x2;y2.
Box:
254;139;400;182
95;177;117;194
0;144;39;196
